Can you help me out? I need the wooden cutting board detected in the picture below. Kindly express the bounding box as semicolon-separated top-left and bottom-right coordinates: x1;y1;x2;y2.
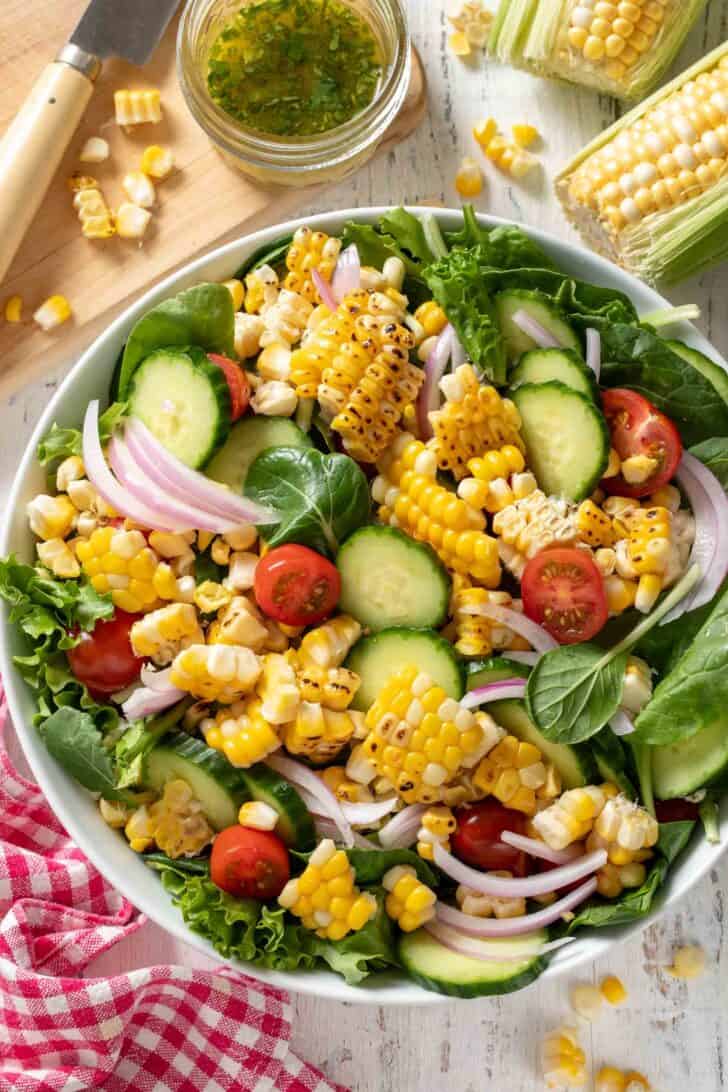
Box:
0;0;426;398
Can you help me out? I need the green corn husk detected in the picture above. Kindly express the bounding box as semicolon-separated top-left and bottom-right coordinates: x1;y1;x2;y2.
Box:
556;41;728;285
489;0;708;102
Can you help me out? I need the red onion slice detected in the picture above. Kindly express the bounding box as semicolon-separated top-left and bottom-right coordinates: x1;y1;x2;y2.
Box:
450;329;467;369
266;753;354;847
314;817;375;850
500;831;583;866
416;324;453;440
140;664;177;693
505;651;541;667
610;709;636;737
312;269;338;312
432;877;597;939
512;309;562;349
339;797;399;826
461;679;526;710
585;327;601;379
425;919;579;958
433;842;606;897
122;684;185;720
331;244;361;302
458;601;558;653
378;803;428;849
124;418;276;526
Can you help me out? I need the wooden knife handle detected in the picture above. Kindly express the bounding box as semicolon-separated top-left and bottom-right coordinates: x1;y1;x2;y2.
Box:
0;61;95;286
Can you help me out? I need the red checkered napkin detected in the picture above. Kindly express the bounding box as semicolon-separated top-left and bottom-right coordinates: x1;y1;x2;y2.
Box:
0;685;345;1092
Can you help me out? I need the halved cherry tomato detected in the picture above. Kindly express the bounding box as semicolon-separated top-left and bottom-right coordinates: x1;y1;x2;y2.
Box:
254;544;340;627
208;353;250;421
522;546;608;645
655;798;700;823
210;825;290;899
451;800;530;876
601;388;682;498
67;611;143;697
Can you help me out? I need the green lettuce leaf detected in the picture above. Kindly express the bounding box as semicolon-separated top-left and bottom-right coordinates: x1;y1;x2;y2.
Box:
689;438;728;490
346;847;438;888
36;402;128;468
235;234;293;279
378;208;435;266
161;873;261;961
446;207;555;271
635;580;727;678
312;898;398;985
340;220;421;277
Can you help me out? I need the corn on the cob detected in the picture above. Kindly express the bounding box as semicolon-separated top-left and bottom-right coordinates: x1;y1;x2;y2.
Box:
4;295;22;323
575;498;616;547
72;181;116;239
171;644;261;704
492;488;578;579
207;595;269;651
298;615;362;669
331;349;424;464
473;734;561;816
238;801;279;831
37;538;81;578
256;652;300;724
557;43;728;283
27;494;76;540
33;295;73;331
320;766;373;803
373;435;501;587
75;527;160;611
531;784;609;850
129;603;203;665
202;697;280;767
124;780;214;857
296;662;360;711
456;445;529;510
383;865;437;931
284;227;342;304
456;877;527;919
283;702;359;763
114;89;162;126
541;1026;587;1089
416;805;457;861
450;585;529;657
278;839;377;940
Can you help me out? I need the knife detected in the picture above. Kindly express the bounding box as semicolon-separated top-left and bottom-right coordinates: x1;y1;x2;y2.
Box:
0;0;179;285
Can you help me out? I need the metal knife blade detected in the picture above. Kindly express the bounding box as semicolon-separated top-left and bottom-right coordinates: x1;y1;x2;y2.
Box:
70;0;180;66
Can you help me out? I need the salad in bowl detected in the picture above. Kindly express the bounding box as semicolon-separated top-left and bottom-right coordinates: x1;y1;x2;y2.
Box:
2;205;727;1000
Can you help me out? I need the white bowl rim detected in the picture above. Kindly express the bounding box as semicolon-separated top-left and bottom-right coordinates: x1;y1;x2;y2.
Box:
2;206;726;1006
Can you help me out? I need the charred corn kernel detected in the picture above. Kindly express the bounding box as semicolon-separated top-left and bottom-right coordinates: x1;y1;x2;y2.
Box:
284;226;342;304
473;117;498;150
414;300;448;338
570;983;604;1021
513;123;539;148
115;202;152;239
429;367;524;481
76;527;160;611
620;655;652;716
666;943;706;978
605;574;638;614
34;294;72;331
208;595;268;651
27;494;76;540
171;643;261;704
238;800;279;831
257;652;300;724
4;295;22;323
99;798;132;829
193;580;232;614
361;665;499;804
383;865;436;931
451;587;524;657
244;263;279;315
576;499;615;546
320;766;372;803
202;696;280;766
594;794;659;855
114;88;162;126
541;1026;587;1088
493;489;578;579
140;144;174;179
456;877;526;919
296;662;360;711
279;839;377;939
73;183;115;239
298;616;362;669
600;975;628;1004
126;780;213;858
283;702;359;763
473;734;556;816
259;287;313;349
455;156;483;196
416;805;457;860
532;785;608;849
330;345;423;463
130;603;203;665
36;538;81;578
596;1067;628;1092
122;170;155;208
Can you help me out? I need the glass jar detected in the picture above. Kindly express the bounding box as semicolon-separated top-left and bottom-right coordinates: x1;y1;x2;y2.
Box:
177;0;410;187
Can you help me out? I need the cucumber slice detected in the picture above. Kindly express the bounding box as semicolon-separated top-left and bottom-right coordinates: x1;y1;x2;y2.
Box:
338;526;450;632
399;927;547;998
666;340;728;407
652;717;728;799
206;415;312;494
237;763;316;850
128;347;231;468
142;733;249;830
512;381;609;501
495;290;581;362
467;657;531;683
510;348;598;400
347;628;465;712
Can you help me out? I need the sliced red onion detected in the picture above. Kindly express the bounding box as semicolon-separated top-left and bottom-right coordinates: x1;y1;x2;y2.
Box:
340;797;399;826
461;679;526;710
331;244;361;302
122;684;185;720
266;753;354;848
661;452;728;623
433;842;606;897
610;709;636;737
500;831;583;866
140;664;177;693
378;803;428;849
425;919;579;958
512;309;562;349
124;417;276;526
505;651;541;667
458;601;558;653
416;324;453;440
432;878;597;939
585;327;601;380
314;817;375;849
450;329;467;369
312;269;338;312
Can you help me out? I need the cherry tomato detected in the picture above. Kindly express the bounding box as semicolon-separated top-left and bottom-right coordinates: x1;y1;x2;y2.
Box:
601;388;682;498
67;611;143;696
451;800;530;876
522;546;608;645
208;353;250;421
254;544;341;627
210;825;290;899
655;799;700;823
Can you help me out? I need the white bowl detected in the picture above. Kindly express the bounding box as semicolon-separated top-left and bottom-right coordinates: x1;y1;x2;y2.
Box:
2;208;726;1005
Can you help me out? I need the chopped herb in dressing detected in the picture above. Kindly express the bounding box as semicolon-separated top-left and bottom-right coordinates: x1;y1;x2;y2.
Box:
207;0;382;138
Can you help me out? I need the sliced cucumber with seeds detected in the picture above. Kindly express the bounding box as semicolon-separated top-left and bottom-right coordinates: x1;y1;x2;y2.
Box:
237;763;316;850
652;716;728;799
495;289;580;362
142;733;249;830
206;415;312;494
399;927;548;998
346;628;465;712
338;526;450;632
511;381;609;501
510;348;598;401
128;346;231;468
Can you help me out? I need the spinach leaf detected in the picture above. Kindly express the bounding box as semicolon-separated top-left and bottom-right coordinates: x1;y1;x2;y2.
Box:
118;284;235;398
246;446;370;556
234;234;293;279
599;325;728;445
471;266;636;327
634;581;728;745
194;548;226;585
379;207;436;265
347;847;438;888
40;708;136;804
689;438;728;490
635;580;727;677
312;898;398;985
37;402;127;468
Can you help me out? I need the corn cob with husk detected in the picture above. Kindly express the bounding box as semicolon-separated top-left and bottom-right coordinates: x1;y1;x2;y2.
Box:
556;41;728;284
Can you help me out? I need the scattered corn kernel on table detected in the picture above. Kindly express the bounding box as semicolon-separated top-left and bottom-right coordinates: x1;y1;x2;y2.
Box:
2;2;728;1089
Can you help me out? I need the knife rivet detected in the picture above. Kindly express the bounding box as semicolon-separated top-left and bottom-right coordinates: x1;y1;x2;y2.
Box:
48;97;56;105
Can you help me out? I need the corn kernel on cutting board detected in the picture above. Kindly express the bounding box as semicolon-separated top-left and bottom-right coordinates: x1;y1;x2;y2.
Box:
0;0;426;399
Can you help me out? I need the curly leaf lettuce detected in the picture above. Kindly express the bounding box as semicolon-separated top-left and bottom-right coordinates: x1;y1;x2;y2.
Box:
36;402;128;469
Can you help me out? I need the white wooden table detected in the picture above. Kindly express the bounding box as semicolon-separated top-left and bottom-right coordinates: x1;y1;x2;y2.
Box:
2;3;728;1088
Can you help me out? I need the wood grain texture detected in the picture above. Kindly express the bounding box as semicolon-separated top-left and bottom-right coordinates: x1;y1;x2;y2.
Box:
2;2;728;1089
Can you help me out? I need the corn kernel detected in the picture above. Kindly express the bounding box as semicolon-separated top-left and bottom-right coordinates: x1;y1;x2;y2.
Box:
665;944;706;979
455;156;484;197
4;295;22;323
512;123;539;148
600;975;628;1004
33;295;72;331
140;144;174;179
116;202;152;239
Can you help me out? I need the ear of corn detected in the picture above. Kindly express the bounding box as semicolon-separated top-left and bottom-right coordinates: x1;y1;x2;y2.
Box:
72;179;115;238
284;226;342;303
130;603;204;665
171;644;262;704
296;663;360;711
492;489;578;579
278;839;377;940
282;702;360;763
473;734;561;816
124;780;214;857
76;527;160;612
298;615;362;669
202;697;280;766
